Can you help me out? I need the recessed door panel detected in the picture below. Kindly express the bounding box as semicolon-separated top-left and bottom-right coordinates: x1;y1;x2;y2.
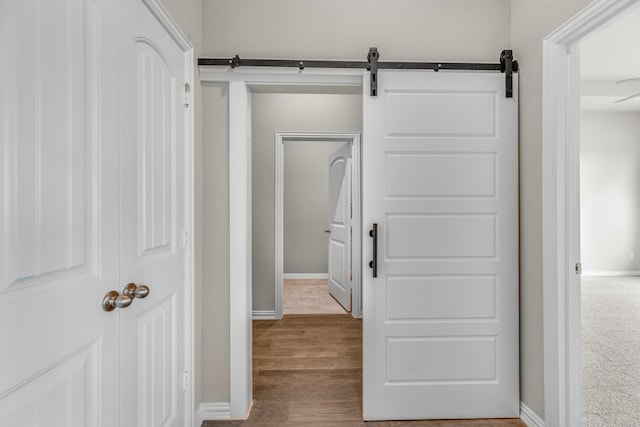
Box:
138;296;177;427
385;90;496;137
136;41;176;261
386;275;496;320
2;0;93;288
387;337;497;382
386;153;496;198
386;214;496;258
0;344;99;427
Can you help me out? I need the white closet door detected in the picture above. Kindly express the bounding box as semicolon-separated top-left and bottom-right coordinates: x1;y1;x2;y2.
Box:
0;1;119;425
362;70;519;420
117;1;189;426
327;143;352;311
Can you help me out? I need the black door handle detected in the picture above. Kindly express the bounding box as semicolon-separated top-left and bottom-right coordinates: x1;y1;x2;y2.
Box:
369;223;378;278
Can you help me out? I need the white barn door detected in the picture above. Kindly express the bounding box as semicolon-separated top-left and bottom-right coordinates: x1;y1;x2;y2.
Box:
327;143;352;312
362;71;519;420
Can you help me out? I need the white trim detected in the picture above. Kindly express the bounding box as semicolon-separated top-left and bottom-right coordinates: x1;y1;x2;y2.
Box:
199;67;363;85
542;1;640;426
228;81;253;419
195;402;232;424
141;0;192;51
582;271;640;277
282;273;329;280
141;2;195;427
275;132;362;319
252;310;276;319
520;402;545;427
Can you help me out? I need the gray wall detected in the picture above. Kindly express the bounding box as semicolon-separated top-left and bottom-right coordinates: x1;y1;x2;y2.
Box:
283;141;347;275
251;94;362;311
160;0;604;420
580;111;640;273
511;0;592;417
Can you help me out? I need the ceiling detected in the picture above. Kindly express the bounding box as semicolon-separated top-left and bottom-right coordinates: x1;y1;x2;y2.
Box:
580;5;640;112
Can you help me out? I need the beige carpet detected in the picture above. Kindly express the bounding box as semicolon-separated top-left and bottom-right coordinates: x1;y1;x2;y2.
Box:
582;275;640;426
283;278;348;315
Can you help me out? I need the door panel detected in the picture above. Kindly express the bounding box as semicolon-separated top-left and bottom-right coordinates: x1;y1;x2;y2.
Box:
327;144;352;311
0;1;188;425
118;1;187;425
0;0;119;425
362;71;519;420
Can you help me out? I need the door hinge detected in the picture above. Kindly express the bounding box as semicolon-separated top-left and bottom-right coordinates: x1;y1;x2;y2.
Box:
183;371;190;391
182;229;189;247
183;82;191;108
575;262;582;275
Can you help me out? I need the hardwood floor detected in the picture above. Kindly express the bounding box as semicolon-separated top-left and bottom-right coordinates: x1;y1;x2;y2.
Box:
201;314;525;427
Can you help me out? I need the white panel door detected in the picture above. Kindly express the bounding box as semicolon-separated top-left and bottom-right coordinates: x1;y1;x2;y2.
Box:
362;71;519;420
327;144;352;311
118;1;188;426
0;0;119;426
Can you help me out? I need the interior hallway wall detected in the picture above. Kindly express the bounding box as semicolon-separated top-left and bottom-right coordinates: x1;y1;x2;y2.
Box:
283;141;347;276
251;94;361;312
200;0;512;407
511;0;593;419
580;111;640;274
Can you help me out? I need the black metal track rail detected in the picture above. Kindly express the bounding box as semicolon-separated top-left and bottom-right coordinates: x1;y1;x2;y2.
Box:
198;47;518;98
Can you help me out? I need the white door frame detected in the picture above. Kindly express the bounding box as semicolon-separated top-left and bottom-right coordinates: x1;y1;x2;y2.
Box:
198;68;363;418
274;132;362;319
140;1;195;426
542;0;639;425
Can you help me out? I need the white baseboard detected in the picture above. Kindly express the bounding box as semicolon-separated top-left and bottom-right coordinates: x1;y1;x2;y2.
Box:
582;270;640;277
252;310;276;320
520;402;545;427
283;273;328;280
196;400;542;426
195;402;231;425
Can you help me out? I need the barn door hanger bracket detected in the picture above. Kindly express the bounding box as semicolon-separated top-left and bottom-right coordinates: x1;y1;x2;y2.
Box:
500;49;519;98
367;48;379;97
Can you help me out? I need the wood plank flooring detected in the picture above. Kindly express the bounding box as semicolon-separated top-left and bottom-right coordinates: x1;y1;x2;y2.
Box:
201;314;525;427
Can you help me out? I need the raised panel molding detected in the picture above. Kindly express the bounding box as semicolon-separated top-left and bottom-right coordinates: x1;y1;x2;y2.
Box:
387;336;497;383
1;0;98;292
138;295;178;427
0;342;99;426
384;90;497;137
136;40;176;262
386;153;496;198
386;275;496;321
386;214;496;259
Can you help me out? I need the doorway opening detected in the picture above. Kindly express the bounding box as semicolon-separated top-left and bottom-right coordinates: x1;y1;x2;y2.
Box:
542;0;640;424
274;132;362;318
579;6;640;425
249;92;362;322
248;92;364;422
